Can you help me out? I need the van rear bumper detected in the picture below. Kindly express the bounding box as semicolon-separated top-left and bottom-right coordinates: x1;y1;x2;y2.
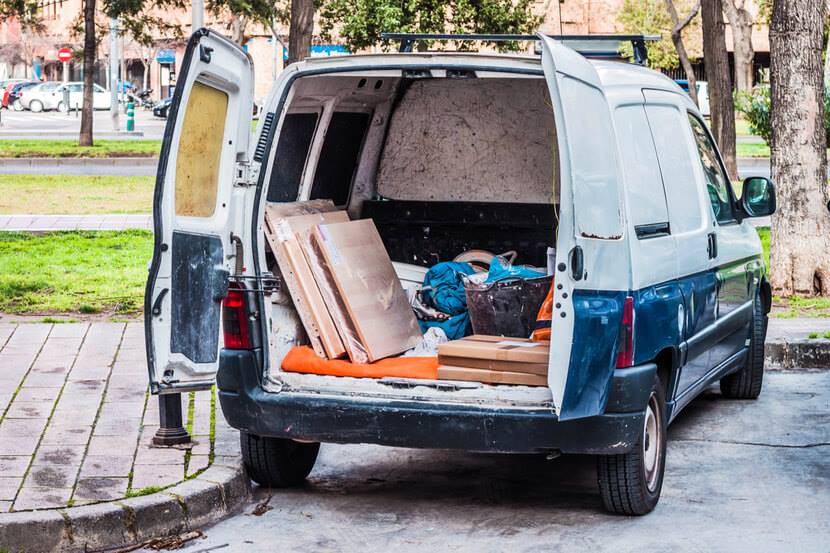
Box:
217;350;652;455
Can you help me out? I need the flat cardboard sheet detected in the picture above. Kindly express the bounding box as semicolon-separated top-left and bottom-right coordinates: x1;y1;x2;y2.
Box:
312;219;422;362
437;335;550;366
263;204;348;359
438;366;548;386
436;355;548;376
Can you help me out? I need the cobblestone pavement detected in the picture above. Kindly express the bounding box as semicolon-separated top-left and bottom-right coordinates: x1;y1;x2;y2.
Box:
0;322;236;513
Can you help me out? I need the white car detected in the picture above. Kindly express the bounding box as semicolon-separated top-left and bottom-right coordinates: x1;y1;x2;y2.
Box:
22;81;109;112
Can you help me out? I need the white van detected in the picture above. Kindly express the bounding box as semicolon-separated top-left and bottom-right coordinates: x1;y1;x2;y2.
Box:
145;30;776;515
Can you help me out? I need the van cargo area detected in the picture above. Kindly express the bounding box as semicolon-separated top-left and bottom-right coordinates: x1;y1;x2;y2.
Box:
258;70;560;408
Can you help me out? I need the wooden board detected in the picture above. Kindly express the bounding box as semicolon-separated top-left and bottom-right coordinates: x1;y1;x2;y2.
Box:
312;219;422;362
436;355;548;376
437;336;550;365
265;199;337;219
263;206;347;359
438;366;548;386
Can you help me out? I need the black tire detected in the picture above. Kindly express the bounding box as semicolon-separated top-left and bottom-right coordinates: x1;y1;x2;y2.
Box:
597;374;667;515
240;432;320;488
720;292;766;399
29;99;43;112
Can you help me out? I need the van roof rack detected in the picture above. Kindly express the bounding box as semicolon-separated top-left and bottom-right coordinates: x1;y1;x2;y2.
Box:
379;33;661;66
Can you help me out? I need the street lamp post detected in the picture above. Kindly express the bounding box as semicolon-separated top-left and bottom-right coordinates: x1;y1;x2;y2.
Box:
109;17;119;131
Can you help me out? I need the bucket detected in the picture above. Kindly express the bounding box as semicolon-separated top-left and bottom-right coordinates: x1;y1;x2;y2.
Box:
463;275;553;338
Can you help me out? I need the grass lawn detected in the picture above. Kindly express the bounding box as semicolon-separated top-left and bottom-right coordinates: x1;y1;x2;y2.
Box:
0;139;160;158
735;141;771;158
735;118;753;137
0;231;152;315
0;174;154;214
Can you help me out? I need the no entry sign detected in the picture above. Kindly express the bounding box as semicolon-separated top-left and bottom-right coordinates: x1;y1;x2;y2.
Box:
57;48;72;62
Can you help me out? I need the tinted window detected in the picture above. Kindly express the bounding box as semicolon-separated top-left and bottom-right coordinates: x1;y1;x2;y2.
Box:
266;112;318;203
310;111;371;206
688;115;735;223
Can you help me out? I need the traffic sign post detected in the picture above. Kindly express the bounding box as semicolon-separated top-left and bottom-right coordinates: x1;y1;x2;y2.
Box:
58;48;71;85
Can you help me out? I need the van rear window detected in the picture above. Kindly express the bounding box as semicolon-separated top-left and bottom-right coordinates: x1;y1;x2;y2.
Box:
310;111;371;206
267;112;319;203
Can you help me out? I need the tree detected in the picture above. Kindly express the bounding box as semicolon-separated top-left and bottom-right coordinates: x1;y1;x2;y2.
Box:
722;0;754;93
664;0;701;105
288;0;313;64
701;0;737;178
319;0;541;53
769;0;830;296
79;0;96;146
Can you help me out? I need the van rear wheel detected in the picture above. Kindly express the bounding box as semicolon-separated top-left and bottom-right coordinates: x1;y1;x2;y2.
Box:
596;374;666;515
720;293;766;399
240;432;320;488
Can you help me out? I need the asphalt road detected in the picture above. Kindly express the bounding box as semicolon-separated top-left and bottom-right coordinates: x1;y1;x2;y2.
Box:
156;371;830;553
0;108;166;139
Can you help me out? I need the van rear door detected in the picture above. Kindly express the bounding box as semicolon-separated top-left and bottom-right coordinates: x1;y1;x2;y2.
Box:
145;29;254;394
539;35;629;421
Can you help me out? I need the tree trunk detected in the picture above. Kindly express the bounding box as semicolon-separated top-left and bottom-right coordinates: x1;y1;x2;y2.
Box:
769;0;830;297
664;0;700;106
79;0;95;147
701;0;737;178
722;0;754;93
288;0;313;65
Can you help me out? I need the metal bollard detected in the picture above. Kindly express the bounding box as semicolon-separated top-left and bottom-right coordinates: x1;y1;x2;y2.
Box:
152;393;191;446
126;101;135;132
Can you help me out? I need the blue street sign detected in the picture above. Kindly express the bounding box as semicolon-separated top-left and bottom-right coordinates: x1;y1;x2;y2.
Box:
283;44;348;62
156;49;176;63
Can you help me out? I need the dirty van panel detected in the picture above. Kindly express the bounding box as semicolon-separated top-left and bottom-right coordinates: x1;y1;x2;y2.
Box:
539;34;629;421
145;29;253;394
267;112;319;203
310;111;371;206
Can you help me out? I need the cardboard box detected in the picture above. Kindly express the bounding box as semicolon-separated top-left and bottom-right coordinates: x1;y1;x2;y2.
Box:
438;366;548;386
312;219;422;362
437;335;550;370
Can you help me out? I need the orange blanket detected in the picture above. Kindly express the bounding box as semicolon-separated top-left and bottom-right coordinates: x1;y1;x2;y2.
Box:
282;346;439;379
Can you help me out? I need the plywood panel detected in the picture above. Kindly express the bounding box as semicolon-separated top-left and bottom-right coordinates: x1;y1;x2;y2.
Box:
312;219;421;362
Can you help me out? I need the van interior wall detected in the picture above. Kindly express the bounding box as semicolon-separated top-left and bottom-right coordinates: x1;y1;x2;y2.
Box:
265;73;559;270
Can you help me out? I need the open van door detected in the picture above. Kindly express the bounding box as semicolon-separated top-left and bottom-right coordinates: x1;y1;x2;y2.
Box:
145;29;254;394
539;35;629;421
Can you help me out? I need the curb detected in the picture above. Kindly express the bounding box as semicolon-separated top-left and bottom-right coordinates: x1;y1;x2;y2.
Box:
765;339;830;370
0;157;158;167
0;458;250;553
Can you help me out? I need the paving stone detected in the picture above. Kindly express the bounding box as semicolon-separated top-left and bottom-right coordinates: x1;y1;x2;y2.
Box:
0;375;24;394
48;323;89;339
22;370;68;387
0;417;46;438
105;387;148;402
75;476;129;502
108;373;148;390
0;477;22;501
26;463;78;488
187;454;211;477
134;445;187;465
80;454;135;478
130;464;184;490
13;386;62;402
93;416;143;436
189;436;211;456
13;485;72;510
0;500;11;512
0;435;39;456
0;455;33;477
32;444;86;466
40;424;93;445
4;400;53;419
88;435;139;456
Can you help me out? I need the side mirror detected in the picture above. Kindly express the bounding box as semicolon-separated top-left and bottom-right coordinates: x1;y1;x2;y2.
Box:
740;176;776;218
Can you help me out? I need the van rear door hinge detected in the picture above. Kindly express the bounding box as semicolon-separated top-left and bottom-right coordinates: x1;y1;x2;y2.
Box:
234;162;258;187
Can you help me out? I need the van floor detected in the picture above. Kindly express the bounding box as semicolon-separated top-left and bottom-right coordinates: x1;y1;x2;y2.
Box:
265;369;554;409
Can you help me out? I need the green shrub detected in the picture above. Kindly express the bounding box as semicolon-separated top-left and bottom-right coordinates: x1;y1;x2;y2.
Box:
736;85;830;146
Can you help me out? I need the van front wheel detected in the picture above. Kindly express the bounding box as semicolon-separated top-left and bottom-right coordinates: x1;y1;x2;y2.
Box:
596;374;667;515
240;432;320;488
720;293;766;399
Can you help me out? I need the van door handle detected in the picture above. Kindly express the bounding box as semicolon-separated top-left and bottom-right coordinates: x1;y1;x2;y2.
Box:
569;246;584;281
707;232;718;259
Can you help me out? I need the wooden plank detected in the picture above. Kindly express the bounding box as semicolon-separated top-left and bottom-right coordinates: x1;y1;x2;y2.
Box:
437;366;548;386
311;219;422;362
436;355;548;375
263;208;347;359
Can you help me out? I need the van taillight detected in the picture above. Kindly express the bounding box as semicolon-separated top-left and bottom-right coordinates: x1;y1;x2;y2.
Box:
222;287;251;349
616;296;635;368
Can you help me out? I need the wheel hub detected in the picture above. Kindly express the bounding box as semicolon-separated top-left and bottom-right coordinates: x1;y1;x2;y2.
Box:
642;393;662;492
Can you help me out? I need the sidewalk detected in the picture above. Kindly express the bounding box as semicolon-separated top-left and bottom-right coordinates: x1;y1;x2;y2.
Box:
0;322;238;514
0;214;152;231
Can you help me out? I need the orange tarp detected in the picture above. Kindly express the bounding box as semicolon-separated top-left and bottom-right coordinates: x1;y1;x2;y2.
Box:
282;346;439;380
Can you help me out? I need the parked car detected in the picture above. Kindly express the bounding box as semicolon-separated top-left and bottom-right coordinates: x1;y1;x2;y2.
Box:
152;96;172;118
146;30;776;516
674;79;710;117
21;81;109;112
2;80;38;109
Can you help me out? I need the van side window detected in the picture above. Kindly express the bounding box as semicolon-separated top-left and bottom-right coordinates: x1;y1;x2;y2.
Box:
310;111;371;206
614;105;670;235
266;113;319;203
687;115;735;223
643;104;704;234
